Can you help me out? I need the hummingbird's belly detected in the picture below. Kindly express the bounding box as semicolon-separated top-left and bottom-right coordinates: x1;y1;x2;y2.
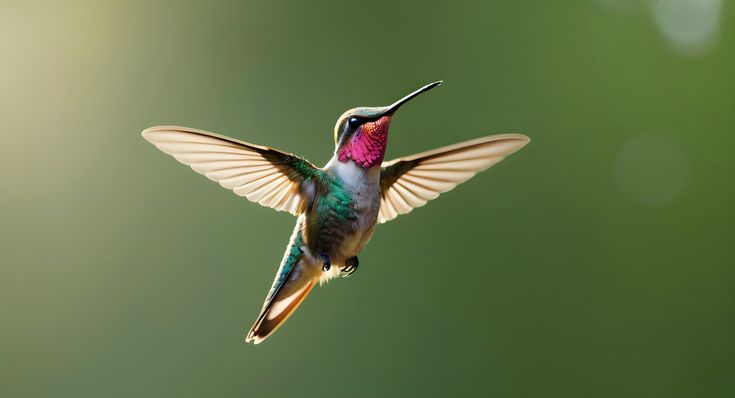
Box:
316;159;381;278
335;214;377;260
328;185;379;259
315;209;376;283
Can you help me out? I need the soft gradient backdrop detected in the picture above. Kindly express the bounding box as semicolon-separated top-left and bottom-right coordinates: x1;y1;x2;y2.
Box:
1;1;733;397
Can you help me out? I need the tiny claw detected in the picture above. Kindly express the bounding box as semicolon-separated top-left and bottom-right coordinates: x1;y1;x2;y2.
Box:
341;256;359;277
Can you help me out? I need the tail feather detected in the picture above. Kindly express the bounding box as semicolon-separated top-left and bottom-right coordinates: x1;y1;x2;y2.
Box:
246;277;316;344
245;218;319;344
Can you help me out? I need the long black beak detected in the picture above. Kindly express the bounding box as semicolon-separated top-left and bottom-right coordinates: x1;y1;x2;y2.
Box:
383;80;442;116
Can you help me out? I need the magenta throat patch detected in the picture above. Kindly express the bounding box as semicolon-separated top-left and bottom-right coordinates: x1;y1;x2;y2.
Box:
338;116;391;169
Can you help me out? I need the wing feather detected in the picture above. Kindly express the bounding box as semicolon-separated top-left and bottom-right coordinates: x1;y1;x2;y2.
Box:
142;126;319;215
378;134;530;223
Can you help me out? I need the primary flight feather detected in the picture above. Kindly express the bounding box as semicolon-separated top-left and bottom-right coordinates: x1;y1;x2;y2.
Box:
142;81;529;344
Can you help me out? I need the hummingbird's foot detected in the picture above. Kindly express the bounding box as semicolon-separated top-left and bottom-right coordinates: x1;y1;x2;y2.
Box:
320;253;331;271
342;256;359;277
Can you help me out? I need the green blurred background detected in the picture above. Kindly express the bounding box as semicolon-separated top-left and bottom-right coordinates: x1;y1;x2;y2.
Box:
1;1;733;397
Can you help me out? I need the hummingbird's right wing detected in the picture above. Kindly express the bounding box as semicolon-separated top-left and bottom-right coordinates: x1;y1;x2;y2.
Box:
378;134;530;223
142;126;319;215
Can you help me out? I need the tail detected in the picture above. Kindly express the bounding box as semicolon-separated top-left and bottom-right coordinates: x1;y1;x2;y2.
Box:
246;219;319;344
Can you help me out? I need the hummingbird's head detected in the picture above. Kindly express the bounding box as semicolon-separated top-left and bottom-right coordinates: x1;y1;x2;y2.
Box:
333;81;442;169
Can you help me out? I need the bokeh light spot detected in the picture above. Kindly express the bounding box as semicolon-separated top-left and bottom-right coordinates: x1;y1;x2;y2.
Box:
654;0;722;56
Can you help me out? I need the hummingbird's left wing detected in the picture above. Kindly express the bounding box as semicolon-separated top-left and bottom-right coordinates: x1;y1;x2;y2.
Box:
378;134;530;223
142;126;319;215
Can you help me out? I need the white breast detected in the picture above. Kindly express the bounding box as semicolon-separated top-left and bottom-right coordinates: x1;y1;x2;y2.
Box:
327;156;380;185
324;156;382;260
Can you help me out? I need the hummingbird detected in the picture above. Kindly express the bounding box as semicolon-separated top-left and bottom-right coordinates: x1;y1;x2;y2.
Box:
142;81;529;344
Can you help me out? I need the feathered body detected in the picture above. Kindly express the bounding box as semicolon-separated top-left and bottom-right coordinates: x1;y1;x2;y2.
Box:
311;161;381;282
285;160;382;285
142;81;530;344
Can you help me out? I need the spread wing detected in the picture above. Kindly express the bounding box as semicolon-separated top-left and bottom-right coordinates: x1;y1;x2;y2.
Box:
142;126;319;215
378;134;530;223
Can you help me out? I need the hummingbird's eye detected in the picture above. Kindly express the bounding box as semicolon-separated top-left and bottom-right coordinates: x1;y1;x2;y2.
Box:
348;117;361;129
